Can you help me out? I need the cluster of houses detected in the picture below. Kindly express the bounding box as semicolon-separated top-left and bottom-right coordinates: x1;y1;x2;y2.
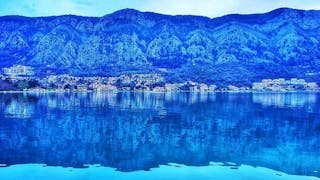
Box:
43;74;164;91
40;74;218;92
1;65;319;92
0;65;218;92
252;78;319;91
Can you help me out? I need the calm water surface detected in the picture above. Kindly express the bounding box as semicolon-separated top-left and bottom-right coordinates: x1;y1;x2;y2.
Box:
0;92;319;178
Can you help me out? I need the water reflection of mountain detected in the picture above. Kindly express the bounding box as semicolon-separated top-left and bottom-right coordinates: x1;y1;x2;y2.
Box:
0;92;319;177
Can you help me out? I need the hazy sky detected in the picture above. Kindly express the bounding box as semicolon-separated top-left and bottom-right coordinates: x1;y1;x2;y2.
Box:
1;0;320;17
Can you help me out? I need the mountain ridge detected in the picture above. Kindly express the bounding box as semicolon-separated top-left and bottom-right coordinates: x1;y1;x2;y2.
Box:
1;8;320;86
0;7;311;19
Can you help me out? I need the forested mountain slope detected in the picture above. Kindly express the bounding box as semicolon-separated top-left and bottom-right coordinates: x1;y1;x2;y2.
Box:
1;8;320;86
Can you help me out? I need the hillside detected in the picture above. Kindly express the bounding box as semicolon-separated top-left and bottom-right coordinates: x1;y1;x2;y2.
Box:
1;8;320;86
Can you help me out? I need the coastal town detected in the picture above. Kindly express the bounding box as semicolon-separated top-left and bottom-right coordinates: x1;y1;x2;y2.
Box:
0;65;319;92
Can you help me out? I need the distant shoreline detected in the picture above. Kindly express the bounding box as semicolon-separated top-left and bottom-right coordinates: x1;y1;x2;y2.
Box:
0;90;319;93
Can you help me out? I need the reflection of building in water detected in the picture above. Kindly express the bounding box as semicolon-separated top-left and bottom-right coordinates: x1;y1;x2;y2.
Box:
5;101;34;118
33;92;217;111
164;92;216;105
252;93;317;107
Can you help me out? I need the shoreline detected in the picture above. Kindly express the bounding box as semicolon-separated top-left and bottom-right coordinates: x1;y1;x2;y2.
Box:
0;90;319;94
0;163;318;180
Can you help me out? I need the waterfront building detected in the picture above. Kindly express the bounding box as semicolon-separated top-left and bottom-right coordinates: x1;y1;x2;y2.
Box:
2;65;34;77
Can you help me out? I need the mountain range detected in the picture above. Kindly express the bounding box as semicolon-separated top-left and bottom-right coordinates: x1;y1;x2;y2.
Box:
1;8;320;86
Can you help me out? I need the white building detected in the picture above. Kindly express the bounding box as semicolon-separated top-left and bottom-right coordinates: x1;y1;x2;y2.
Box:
2;65;34;76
